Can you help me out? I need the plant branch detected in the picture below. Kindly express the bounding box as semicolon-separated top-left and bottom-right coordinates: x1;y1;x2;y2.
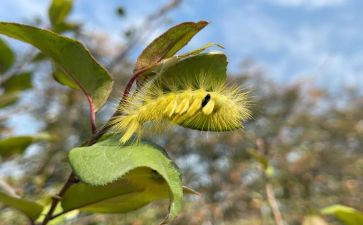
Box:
265;183;284;225
0;179;19;197
40;61;144;225
41;173;76;225
255;138;284;225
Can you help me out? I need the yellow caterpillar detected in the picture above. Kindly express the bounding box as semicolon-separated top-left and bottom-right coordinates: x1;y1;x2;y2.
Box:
111;78;251;144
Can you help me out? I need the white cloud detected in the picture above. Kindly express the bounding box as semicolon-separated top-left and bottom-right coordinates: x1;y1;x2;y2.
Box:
212;3;363;90
267;0;348;8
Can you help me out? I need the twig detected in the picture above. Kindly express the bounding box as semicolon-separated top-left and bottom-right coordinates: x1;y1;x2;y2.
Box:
41;173;76;225
255;138;284;225
265;183;284;225
40;57;145;225
0;180;19;197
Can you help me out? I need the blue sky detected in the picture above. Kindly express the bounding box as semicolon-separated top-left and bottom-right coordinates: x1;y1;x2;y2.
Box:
1;0;363;89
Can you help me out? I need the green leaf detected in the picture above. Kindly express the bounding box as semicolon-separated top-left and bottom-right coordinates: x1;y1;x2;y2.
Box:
48;0;73;26
68;136;183;222
134;21;208;74
322;204;363;225
0;37;15;74
0;92;18;108
0;134;51;159
53;22;79;33
136;43;224;87
31;52;48;62
153;52;227;92
0;22;113;111
52;65;79;89
62;167;172;214
2;72;32;93
0;191;43;221
178;42;224;58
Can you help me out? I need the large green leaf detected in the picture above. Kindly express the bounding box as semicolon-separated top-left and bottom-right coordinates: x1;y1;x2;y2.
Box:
0;191;43;221
136;43;224;87
2;72;32;93
322;204;363;225
48;0;73;26
134;21;208;74
68;136;182;222
0;22;113;111
62;167;172;214
0;134;51;159
0;37;15;74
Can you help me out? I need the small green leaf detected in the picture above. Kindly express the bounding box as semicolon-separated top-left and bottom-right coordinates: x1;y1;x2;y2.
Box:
0;22;113;111
68;136;183;222
0;92;18;108
0;134;51;159
52;22;79;33
0;37;15;74
2;72;32;93
0;191;43;221
322;204;363;225
48;0;73;26
178;42;224;58
134;21;208;73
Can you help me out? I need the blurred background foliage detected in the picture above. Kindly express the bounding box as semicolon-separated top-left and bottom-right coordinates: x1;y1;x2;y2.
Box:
0;0;362;224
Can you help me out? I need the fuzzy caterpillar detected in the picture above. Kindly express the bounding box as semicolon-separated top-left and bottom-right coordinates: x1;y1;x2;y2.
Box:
111;79;251;144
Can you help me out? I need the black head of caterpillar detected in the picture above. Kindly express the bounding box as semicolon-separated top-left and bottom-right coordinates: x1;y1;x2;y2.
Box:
111;84;251;143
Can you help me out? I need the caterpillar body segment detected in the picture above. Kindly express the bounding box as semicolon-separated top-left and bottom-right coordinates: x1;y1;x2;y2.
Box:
112;83;251;144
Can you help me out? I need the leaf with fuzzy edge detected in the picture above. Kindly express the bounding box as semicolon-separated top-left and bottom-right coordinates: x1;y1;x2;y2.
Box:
0;191;43;221
62;168;171;213
0;22;113;111
68;136;183;223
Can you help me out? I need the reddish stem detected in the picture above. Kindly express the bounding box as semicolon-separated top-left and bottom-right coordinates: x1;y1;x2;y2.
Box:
120;69;145;104
41;173;76;225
